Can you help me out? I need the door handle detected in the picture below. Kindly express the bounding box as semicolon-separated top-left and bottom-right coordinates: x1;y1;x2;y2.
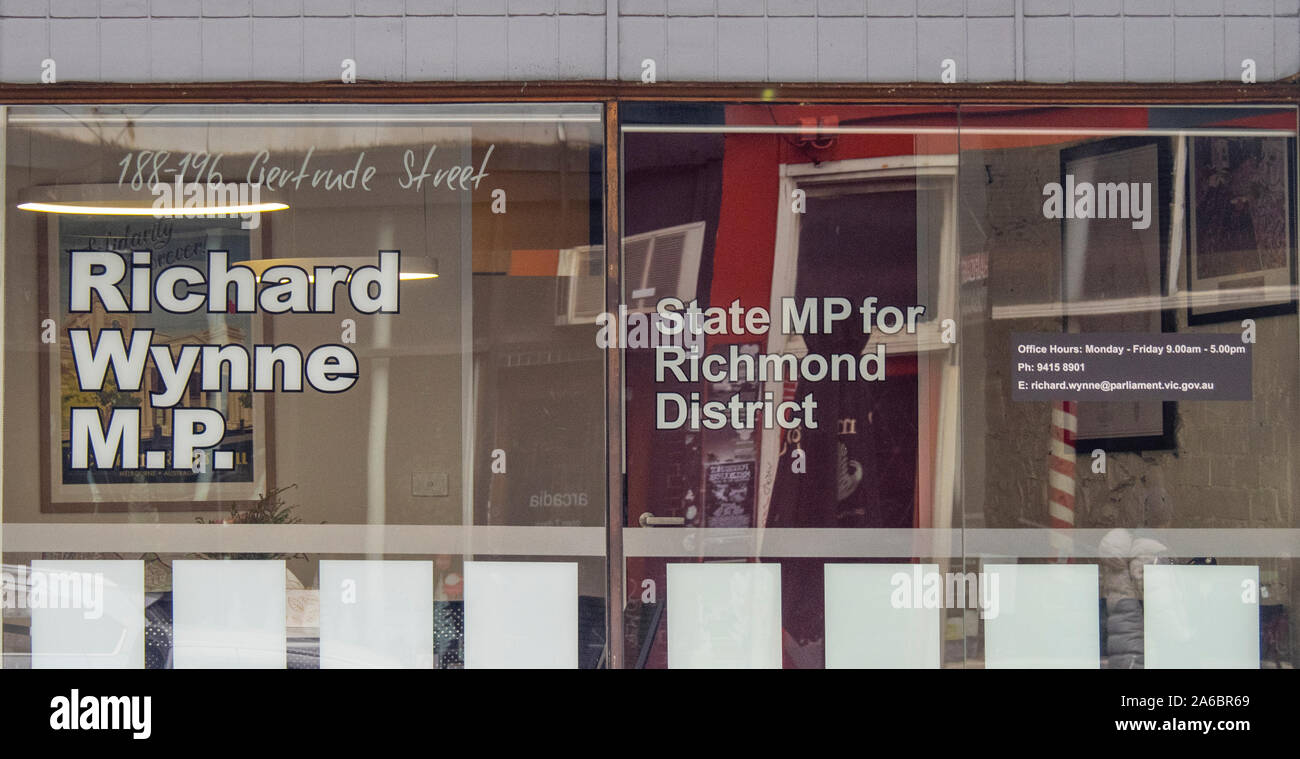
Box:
638;512;686;527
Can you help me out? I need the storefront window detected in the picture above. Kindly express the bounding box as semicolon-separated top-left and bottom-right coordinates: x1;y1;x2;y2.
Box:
2;104;607;668
3;101;1296;668
957;106;1297;669
618;103;1297;669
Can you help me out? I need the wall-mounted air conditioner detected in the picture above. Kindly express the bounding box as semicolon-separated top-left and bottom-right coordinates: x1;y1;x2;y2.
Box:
555;221;706;325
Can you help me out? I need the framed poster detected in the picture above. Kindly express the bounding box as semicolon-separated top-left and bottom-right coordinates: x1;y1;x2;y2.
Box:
1187;135;1297;324
701;343;761;528
1060;137;1177;451
39;207;270;512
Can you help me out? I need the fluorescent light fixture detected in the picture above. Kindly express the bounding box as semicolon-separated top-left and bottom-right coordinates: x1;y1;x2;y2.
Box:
15;186;436;281
235;257;438;281
15;183;288;218
17;200;288;216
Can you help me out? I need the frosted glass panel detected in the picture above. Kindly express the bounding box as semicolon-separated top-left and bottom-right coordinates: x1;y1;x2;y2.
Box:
464;561;577;669
667;563;782;669
1144;564;1260;669
172;560;286;669
824;563;941;669
984;564;1099;669
319;561;434;669
30;560;144;669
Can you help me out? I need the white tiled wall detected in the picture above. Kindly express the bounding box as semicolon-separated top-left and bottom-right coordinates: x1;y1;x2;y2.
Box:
0;0;1295;83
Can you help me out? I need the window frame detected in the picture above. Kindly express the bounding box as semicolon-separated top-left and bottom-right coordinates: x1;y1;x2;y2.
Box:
3;84;1298;670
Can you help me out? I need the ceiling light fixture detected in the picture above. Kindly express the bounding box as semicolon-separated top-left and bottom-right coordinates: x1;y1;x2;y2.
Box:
16;183;288;219
16;200;289;216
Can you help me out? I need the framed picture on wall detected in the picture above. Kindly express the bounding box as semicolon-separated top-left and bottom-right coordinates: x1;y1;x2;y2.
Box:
1060;137;1177;451
38;196;271;512
1186;135;1297;324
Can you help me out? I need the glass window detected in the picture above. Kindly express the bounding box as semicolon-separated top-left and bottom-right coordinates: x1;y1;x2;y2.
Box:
619;104;962;668
4;100;1297;669
617;103;1298;669
2;104;607;668
957;105;1298;669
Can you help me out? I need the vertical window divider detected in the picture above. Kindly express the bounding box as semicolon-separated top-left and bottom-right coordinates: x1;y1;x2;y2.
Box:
603;99;625;670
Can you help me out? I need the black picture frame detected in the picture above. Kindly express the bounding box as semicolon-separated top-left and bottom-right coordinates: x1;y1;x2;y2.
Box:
1185;135;1298;326
1059;136;1177;452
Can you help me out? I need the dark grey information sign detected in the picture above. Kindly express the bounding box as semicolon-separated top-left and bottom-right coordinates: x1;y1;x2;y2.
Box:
1011;332;1251;401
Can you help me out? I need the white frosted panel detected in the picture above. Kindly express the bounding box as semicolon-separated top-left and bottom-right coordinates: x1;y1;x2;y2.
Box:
464;561;577;669
318;561;433;669
172;560;285;669
984;564;1099;669
1145;564;1259;669
30;560;144;669
667;563;782;669
824;564;941;669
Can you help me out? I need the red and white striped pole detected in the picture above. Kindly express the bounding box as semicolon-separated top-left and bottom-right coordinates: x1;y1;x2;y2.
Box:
1048;400;1077;561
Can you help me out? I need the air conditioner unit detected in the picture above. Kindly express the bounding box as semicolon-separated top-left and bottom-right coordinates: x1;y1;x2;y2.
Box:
555;245;606;325
555;221;707;326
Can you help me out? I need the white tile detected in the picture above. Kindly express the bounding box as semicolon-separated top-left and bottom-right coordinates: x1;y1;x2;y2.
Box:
456;17;508;81
464;561;577;669
172;560;285;669
30;561;144;669
251;17;302;80
558;14;605;78
824;564;941;669
667;563;782;669
618;16;665;81
984;564;1099;668
318;561;434;668
1145;565;1260;669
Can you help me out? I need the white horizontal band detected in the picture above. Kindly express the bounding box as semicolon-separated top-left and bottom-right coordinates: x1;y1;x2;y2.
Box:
5;525;1295;559
624;527;959;558
624;527;1299;558
3;524;606;557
